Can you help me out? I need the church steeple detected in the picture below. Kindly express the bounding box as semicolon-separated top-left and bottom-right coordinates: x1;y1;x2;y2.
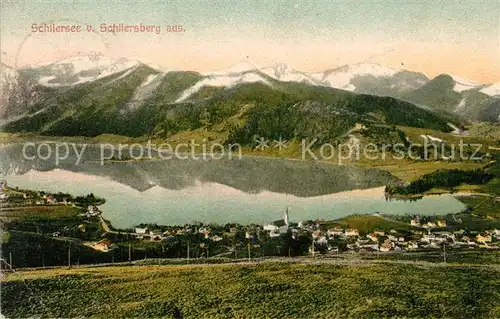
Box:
284;206;289;226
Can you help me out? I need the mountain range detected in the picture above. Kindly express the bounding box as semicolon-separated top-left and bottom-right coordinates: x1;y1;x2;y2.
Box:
0;54;498;142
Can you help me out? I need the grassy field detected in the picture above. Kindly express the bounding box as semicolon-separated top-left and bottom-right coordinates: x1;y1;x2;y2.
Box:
456;196;500;219
466;123;500;141
397;125;498;148
360;160;486;182
320;215;417;235
0;205;81;220
2;261;500;318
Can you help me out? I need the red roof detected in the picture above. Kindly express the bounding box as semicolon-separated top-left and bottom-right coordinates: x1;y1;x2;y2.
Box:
97;239;112;246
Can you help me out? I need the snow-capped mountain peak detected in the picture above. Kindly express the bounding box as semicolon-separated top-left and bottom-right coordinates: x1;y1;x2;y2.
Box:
450;75;482;93
32;53;141;87
261;63;295;78
320;63;399;91
52;53;116;71
267;63;294;77
260;62;323;85
176;72;270;103
479;82;500;97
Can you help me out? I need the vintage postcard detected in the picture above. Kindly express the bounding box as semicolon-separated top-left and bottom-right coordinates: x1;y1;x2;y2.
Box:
1;1;499;318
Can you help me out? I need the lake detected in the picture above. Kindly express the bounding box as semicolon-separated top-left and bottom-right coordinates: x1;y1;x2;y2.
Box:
1;143;466;228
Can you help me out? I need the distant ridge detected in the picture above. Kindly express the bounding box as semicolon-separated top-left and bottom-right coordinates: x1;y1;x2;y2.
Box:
1;54;498;130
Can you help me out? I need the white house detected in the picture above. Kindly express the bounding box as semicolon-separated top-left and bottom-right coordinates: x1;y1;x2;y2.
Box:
263;224;279;232
407;242;419;250
135;227;148;234
135;227;148;239
198;227;210;235
149;231;162;241
316;236;328;246
410;220;420;226
345;229;359;237
387;235;397;242
279;226;289;234
211;235;223;242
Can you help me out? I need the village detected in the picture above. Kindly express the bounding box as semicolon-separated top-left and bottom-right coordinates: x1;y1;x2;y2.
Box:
115;209;500;256
0;180;103;207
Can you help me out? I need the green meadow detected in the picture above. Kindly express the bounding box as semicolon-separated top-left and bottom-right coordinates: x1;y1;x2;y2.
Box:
2;261;500;318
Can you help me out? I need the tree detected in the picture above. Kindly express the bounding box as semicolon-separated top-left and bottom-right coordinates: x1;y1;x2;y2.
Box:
199;108;211;127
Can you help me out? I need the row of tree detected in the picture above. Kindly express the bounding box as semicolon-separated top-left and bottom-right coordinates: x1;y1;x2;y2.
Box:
386;169;493;195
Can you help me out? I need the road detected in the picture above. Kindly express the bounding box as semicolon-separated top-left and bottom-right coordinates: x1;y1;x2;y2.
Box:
99;215;138;237
5;254;500;272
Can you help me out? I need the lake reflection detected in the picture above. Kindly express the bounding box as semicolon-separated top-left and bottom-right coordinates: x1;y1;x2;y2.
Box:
5;169;466;229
